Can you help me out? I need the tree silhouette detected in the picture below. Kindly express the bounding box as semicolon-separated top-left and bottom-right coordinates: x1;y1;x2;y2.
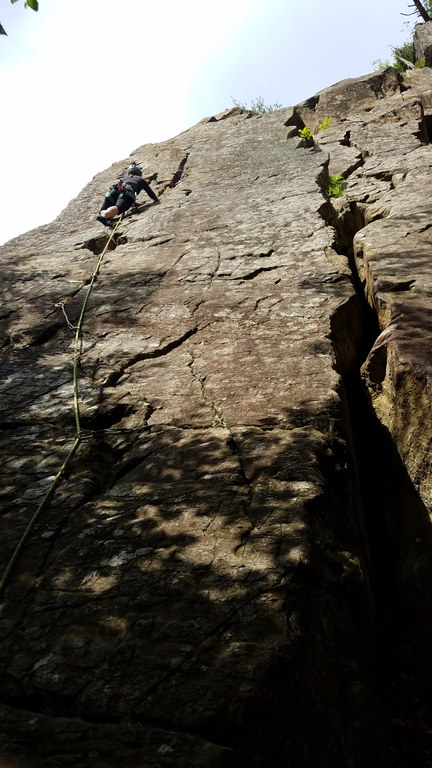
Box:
403;1;432;21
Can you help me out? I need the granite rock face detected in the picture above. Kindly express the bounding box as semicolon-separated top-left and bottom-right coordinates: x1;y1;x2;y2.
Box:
414;20;432;66
1;67;432;767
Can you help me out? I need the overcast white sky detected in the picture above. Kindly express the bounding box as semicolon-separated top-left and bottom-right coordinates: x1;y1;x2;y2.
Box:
0;0;413;244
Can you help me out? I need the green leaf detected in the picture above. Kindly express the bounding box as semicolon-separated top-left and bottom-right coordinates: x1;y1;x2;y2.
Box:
10;1;20;5
0;22;7;34
325;173;345;199
25;0;39;9
298;126;313;141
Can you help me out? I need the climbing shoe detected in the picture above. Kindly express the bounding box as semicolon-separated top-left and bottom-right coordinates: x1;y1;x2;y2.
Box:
97;215;114;228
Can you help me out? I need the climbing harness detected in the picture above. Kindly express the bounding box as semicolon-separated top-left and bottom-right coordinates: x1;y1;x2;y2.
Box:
109;180;136;200
0;216;124;595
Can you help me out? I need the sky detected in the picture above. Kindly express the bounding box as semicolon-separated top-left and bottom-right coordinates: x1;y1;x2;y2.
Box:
0;0;414;244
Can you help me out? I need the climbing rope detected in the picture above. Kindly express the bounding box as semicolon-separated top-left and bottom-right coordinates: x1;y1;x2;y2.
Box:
72;218;123;434
0;216;123;595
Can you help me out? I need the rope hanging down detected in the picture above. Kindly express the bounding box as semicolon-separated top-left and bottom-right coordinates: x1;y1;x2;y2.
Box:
0;217;123;595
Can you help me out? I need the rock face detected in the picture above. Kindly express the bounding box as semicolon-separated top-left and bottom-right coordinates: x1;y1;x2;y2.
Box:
414;20;432;66
1;67;432;767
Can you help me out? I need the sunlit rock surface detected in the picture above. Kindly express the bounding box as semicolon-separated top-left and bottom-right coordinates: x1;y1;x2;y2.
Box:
1;67;432;767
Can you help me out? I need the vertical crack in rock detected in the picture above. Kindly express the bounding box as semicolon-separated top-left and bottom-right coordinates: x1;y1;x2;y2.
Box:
155;151;191;195
225;434;255;553
187;356;255;551
324;186;432;763
322;191;415;601
169;152;190;188
187;354;228;428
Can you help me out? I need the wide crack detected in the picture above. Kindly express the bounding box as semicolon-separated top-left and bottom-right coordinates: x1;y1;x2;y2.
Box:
324;194;432;766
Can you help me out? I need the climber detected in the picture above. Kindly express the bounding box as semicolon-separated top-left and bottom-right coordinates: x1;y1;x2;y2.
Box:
97;163;159;227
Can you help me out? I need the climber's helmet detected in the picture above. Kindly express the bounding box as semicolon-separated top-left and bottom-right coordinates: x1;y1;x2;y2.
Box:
127;164;142;176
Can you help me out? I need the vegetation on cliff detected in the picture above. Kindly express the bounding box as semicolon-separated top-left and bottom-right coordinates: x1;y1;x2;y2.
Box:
231;96;283;115
373;0;431;71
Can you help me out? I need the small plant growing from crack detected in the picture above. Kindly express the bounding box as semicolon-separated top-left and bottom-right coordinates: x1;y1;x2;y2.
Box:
298;126;313;141
298;117;333;145
318;117;333;132
325;173;345;198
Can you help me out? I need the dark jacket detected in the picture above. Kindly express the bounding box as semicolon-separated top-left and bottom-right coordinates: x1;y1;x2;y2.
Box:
120;175;158;202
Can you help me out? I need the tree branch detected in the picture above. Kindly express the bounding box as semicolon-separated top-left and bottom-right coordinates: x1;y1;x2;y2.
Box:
394;54;415;68
410;1;432;22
